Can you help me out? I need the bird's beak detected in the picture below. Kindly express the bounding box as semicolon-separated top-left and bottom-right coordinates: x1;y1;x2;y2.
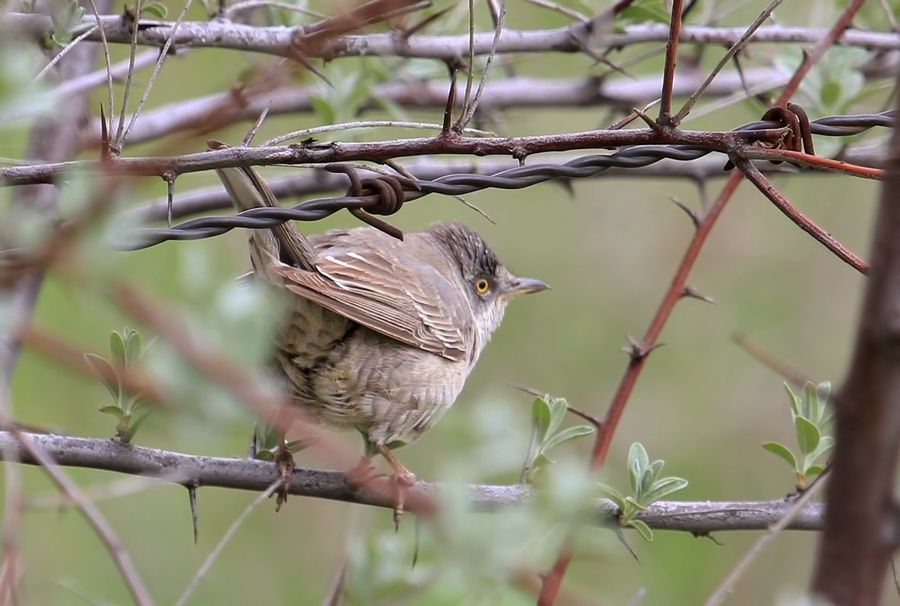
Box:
505;276;549;297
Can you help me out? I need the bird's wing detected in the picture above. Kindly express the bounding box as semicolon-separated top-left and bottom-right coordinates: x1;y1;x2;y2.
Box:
272;236;472;362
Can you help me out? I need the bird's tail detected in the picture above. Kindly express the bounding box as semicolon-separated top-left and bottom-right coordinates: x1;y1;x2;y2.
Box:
209;139;317;275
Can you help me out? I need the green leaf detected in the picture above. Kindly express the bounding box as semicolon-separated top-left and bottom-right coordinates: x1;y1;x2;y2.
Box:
629;519;654;542
531;452;553;472
597;483;626;511
120;409;152;443
804;464;826;477
648;459;664;485
628;443;650;475
124;327;142;365
784;383;801;417
109;331;126;366
140;1;168;19
807;436;834;464
84;353;120;403
794;415;820;455
545;397;568;438
285;438;315;453
309;95;335;124
98;405;125;420
542;424;595;451
623;495;648;512
618;0;669;24
641;476;689;505
763;441;798;470
531;397;552;442
801;382;819;420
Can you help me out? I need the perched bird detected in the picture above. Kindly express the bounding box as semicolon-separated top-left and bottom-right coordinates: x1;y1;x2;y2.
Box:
212;142;547;515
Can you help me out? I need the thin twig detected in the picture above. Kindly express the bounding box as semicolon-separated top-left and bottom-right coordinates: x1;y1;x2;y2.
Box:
266;120;494;146
113;0;144;150
459;0;477;128
673;0;782;124
13;430;152;606
734;156;870;274
732;333;812;387
456;0;507;131
705;470;829;606
522;0;587;22
657;0;685;126
119;0;194;149
174;480;280;606
32;25;99;83
224;0;325;19
86;0;115;142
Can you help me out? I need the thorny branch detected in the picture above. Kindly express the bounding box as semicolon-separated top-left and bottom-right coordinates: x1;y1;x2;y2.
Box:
8;14;900;59
538;0;869;602
0;431;826;535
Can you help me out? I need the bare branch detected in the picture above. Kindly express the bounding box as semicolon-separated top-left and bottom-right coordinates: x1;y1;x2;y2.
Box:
9;14;899;59
0;430;825;534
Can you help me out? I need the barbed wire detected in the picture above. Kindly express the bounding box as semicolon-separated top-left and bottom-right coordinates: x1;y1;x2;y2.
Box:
123;110;893;250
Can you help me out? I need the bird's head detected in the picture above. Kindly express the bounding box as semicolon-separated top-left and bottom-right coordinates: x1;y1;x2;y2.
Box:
429;222;548;346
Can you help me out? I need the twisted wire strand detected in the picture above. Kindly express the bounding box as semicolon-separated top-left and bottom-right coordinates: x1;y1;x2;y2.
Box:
122;110;893;250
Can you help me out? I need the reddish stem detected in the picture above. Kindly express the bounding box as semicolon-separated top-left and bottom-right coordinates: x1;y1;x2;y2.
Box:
737;157;870;275
658;0;685;125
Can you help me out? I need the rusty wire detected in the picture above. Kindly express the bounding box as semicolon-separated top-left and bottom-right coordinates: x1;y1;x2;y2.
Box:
122;110;893;250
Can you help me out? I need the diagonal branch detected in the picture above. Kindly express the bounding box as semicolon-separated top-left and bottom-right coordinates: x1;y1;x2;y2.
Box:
734;156;870;274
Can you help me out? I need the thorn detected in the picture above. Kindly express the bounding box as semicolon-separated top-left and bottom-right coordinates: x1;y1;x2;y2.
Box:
681;286;715;304
187;482;199;544
164;173;176;227
99;103;110;159
669;196;700;228
411;517;422;569
565;403;603;431
508;383;544;397
441;62;460;136
691;531;723;545
613;526;640;562
632;106;669;137
621;337;663;362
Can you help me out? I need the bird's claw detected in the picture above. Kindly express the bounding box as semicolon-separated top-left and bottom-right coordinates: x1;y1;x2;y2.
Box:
391;470;415;531
274;442;295;512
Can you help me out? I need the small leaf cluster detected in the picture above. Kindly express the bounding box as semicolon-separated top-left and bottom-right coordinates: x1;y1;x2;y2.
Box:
763;382;834;490
521;395;595;482
599;443;688;542
84;327;153;444
252;423;313;461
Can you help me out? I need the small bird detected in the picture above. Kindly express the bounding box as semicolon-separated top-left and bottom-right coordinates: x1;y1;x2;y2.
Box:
213;142;547;516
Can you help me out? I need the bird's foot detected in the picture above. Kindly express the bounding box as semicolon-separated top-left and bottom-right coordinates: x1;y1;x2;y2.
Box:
377;445;416;531
273;441;295;512
345;456;380;488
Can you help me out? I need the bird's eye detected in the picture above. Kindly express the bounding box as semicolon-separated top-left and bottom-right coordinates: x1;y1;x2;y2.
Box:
475;278;491;294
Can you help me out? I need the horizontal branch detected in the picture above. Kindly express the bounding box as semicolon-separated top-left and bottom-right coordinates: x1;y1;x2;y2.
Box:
0;127;773;186
93;69;787;146
10;14;900;61
0;431;824;533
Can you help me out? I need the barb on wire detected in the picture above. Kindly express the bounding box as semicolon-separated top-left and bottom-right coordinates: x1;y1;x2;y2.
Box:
120;110;893;251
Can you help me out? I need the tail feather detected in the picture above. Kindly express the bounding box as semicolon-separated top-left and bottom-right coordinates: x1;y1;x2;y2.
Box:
210;141;317;274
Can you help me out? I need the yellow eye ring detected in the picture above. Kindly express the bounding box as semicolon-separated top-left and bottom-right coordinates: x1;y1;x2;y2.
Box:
475;278;491;294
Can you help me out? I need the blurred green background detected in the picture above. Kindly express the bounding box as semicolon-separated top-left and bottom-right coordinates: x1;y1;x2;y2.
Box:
2;1;897;604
